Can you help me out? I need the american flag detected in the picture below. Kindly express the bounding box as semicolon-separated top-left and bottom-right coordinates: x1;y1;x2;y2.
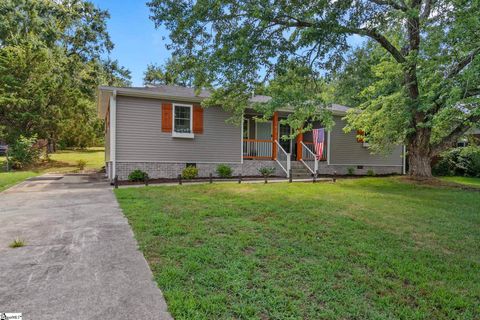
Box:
313;128;325;160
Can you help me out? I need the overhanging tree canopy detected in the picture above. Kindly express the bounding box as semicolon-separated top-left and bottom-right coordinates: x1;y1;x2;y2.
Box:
0;0;131;148
149;0;480;178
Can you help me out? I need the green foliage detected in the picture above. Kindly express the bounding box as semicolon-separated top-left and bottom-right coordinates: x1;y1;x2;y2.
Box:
0;0;130;147
433;146;480;177
8;135;41;169
76;159;87;171
366;169;375;176
143;57;193;86
216;164;233;178
258;167;275;177
150;0;480;177
182;166;199;179
128;169;149;182
347;167;355;176
9;238;25;248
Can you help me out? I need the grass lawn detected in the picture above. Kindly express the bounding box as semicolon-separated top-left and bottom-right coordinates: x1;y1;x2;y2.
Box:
48;147;105;171
439;176;480;188
116;178;480;320
0;171;39;192
0;148;104;191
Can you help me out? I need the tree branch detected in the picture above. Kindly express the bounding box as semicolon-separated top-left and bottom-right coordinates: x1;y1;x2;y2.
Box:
367;0;408;11
446;46;480;79
370;0;408;12
354;28;406;63
270;17;406;64
420;0;433;19
430;113;480;156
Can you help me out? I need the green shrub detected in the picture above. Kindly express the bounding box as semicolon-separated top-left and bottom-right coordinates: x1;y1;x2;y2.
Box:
77;159;87;170
8;135;41;169
366;169;375;176
433;146;480;177
258;167;275;177
347;167;355;175
128;169;149;182
458;146;480;177
216;164;233;178
9;238;25;248
182;166;199;179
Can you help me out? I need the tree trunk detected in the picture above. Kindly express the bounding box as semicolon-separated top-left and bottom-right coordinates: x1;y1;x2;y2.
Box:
408;151;432;178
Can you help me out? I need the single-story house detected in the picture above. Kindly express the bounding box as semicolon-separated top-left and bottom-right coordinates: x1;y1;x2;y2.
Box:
97;85;406;181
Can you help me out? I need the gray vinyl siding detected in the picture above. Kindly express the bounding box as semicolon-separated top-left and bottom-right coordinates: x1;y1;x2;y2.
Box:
329;116;403;166
115;95;241;163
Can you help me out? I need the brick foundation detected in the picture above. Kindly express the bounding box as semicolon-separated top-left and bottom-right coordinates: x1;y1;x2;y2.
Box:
114;160;402;181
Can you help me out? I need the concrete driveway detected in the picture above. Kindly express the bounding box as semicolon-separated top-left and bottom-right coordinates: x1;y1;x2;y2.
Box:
0;173;172;319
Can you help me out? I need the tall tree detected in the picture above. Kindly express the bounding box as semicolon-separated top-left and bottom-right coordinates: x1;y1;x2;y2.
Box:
0;0;130;148
149;0;480;178
143;57;194;86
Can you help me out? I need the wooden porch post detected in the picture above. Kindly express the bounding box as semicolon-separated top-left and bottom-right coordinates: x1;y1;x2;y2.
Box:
272;112;278;160
296;129;303;161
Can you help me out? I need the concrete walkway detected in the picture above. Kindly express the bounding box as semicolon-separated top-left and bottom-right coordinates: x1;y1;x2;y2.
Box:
0;174;172;319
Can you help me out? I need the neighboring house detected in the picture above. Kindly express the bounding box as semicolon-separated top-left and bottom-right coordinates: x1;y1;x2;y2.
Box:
97;85;405;181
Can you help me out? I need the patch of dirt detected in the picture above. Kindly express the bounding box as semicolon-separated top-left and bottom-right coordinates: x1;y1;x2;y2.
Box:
398;176;480;192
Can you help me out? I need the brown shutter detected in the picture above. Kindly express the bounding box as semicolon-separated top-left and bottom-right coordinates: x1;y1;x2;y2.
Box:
356;130;365;143
161;102;173;132
193;104;204;134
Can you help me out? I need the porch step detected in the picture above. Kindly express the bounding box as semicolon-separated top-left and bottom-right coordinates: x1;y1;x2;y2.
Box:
281;161;315;178
291;167;312;178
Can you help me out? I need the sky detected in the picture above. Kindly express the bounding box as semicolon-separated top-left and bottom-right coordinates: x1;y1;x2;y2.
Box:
90;1;365;87
91;0;171;86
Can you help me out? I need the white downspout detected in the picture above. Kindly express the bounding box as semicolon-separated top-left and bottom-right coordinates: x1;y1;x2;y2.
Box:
241;113;244;164
110;90;117;181
327;130;331;165
402;145;407;175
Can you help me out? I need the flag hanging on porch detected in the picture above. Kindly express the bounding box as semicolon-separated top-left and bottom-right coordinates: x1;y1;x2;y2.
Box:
313;128;325;160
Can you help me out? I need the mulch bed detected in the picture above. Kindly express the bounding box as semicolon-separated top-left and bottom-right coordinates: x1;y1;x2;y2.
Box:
118;176;287;186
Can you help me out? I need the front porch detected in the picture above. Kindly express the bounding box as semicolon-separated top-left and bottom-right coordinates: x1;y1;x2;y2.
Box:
242;111;327;177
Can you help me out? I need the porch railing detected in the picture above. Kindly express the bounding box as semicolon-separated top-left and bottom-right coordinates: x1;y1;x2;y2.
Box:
275;140;290;177
243;139;273;159
300;141;318;175
303;142;327;161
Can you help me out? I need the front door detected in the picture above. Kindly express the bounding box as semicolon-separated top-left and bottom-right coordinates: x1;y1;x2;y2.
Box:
256;121;272;157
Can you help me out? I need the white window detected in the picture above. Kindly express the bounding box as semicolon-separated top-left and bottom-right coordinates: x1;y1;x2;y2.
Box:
172;104;194;138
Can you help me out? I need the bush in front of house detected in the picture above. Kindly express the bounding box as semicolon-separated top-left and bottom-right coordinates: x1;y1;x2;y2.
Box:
8;135;41;169
366;169;375;176
347;167;355;175
182;166;199;179
258;167;275;177
128;169;149;182
216;164;233;178
433;146;480;177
